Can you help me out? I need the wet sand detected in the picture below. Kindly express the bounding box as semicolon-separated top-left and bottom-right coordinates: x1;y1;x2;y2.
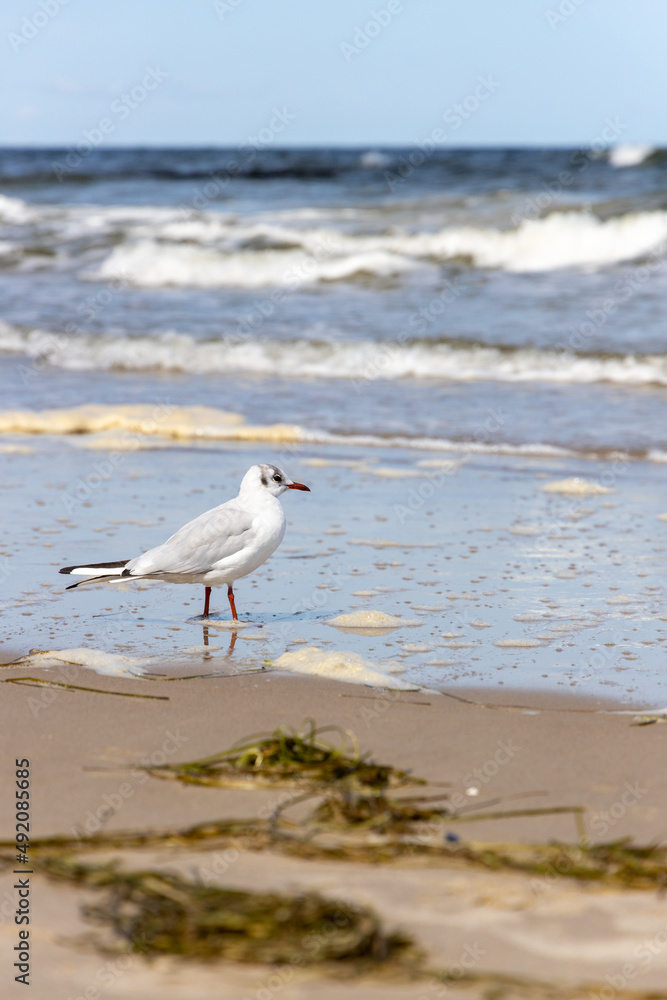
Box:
1;665;667;997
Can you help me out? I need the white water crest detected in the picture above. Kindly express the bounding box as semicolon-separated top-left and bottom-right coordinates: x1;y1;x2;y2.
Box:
85;210;667;284
89;239;420;287
4;193;667;279
608;145;655;168
3;321;667;387
0;194;34;224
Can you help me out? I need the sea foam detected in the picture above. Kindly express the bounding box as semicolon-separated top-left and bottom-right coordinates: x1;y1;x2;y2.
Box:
86;210;667;284
5;194;667;279
4;321;667;387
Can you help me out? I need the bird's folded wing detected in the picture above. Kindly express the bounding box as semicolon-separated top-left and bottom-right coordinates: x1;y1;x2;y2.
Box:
127;503;254;577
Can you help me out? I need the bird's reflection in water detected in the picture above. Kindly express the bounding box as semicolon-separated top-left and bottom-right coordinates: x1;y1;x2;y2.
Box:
202;624;237;656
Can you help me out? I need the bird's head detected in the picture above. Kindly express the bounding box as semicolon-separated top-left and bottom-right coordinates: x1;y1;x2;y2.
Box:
241;464;311;498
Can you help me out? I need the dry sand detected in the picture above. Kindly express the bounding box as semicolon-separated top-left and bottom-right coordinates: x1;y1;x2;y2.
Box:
1;663;667;998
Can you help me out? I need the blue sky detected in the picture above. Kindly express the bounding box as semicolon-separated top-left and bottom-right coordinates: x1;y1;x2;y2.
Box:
2;0;665;146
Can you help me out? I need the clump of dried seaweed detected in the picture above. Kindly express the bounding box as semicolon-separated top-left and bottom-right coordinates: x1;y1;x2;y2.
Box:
142;720;421;794
40;855;413;966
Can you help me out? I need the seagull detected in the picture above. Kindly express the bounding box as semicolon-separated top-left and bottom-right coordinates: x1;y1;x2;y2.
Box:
59;464;310;620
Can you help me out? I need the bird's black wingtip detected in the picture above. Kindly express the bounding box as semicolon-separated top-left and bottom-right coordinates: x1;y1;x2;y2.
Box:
59;559;130;575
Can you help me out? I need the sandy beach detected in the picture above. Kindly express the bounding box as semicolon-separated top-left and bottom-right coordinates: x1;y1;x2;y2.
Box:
2;662;667;998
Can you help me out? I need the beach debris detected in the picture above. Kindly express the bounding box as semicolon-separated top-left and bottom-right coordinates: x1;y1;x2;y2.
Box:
629;707;667;726
9;824;667;893
39;856;411;965
0;676;168;701
141;720;418;792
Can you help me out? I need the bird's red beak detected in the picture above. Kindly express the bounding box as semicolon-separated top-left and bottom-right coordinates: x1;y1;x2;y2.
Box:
287;481;310;491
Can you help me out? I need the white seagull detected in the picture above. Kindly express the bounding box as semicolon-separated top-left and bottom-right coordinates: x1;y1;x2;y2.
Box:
60;464;310;620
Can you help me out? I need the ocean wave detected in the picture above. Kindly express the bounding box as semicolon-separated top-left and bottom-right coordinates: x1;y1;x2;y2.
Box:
3;322;667;386
84;210;667;284
608;145;655;168
427;210;667;271
0;194;33;224
88;239;419;287
4;193;667;280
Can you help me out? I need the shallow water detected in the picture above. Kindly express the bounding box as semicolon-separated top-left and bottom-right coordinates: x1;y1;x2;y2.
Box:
2;147;667;701
1;430;667;703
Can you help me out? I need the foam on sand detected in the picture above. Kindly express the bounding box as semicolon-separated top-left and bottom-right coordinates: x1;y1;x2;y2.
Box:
271;646;420;690
347;538;437;550
0;402;656;464
494;639;544;649
542;478;615;496
0;404;302;444
0;443;34;454
7;647;146;677
325;610;420;630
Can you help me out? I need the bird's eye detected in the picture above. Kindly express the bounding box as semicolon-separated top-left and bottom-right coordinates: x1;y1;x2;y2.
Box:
273;474;282;482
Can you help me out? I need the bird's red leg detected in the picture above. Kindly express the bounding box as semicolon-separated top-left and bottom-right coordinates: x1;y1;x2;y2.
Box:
227;584;238;621
203;586;211;618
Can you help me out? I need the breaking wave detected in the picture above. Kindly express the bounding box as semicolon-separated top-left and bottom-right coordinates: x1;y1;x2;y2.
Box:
86;210;667;284
608;145;655;168
2;321;667;386
3;193;667;280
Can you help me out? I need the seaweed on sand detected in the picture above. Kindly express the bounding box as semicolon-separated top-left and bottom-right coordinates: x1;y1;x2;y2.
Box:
40;855;413;966
456;838;667;890
16;855;667;997
142;719;584;837
2;722;665;890
142;719;421;793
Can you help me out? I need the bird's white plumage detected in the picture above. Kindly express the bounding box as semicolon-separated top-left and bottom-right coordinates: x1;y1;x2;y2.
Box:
126;492;284;585
60;465;310;616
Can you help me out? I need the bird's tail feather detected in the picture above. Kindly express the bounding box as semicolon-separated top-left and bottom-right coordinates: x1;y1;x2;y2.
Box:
60;560;130;590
